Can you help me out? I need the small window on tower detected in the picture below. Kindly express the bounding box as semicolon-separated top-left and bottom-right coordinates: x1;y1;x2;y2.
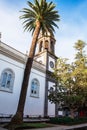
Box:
39;41;43;52
51;41;54;53
45;40;49;50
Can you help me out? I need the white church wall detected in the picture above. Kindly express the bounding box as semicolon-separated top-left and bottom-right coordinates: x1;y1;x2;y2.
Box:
34;51;47;66
48;81;55;117
24;68;45;117
36;56;44;64
0;54;24;115
0;39;57;118
0;52;46;117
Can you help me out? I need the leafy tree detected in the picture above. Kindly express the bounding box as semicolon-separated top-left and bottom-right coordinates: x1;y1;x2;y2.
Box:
71;40;87;110
10;0;60;125
48;40;87;118
72;40;87;93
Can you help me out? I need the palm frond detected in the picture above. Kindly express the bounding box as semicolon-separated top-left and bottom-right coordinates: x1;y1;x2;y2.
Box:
20;0;60;34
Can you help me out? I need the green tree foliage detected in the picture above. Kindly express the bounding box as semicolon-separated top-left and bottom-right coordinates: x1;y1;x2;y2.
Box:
48;40;87;112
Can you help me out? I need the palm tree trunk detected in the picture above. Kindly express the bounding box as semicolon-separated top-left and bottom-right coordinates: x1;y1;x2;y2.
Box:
10;21;41;126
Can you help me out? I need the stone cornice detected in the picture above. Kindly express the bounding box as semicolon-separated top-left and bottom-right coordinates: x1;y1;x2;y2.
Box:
35;50;58;59
0;41;46;73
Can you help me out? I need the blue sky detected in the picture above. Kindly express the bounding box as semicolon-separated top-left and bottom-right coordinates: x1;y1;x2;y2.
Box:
0;0;87;62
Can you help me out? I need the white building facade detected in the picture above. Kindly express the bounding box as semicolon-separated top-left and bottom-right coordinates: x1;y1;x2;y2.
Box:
0;33;57;118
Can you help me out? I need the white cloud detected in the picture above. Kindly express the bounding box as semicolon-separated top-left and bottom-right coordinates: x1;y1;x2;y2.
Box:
55;1;87;62
55;20;87;61
0;3;32;54
0;0;87;62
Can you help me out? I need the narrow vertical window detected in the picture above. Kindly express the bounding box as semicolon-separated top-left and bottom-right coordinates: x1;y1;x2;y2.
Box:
39;41;43;52
51;41;54;53
7;74;12;88
1;72;7;87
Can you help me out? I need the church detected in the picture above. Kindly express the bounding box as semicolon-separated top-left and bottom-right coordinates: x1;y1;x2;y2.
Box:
0;32;58;118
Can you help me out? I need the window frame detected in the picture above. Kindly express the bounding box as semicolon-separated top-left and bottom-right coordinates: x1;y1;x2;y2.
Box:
30;78;40;98
0;68;15;93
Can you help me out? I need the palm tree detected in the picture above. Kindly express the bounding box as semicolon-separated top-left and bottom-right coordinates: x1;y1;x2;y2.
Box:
10;0;60;124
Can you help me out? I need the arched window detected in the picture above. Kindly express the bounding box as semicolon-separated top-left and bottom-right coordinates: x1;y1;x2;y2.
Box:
39;41;43;52
30;78;40;97
45;40;49;50
51;41;54;53
0;69;15;92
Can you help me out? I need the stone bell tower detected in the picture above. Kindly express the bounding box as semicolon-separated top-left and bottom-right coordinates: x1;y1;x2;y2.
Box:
37;32;55;54
34;32;58;117
35;32;57;69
